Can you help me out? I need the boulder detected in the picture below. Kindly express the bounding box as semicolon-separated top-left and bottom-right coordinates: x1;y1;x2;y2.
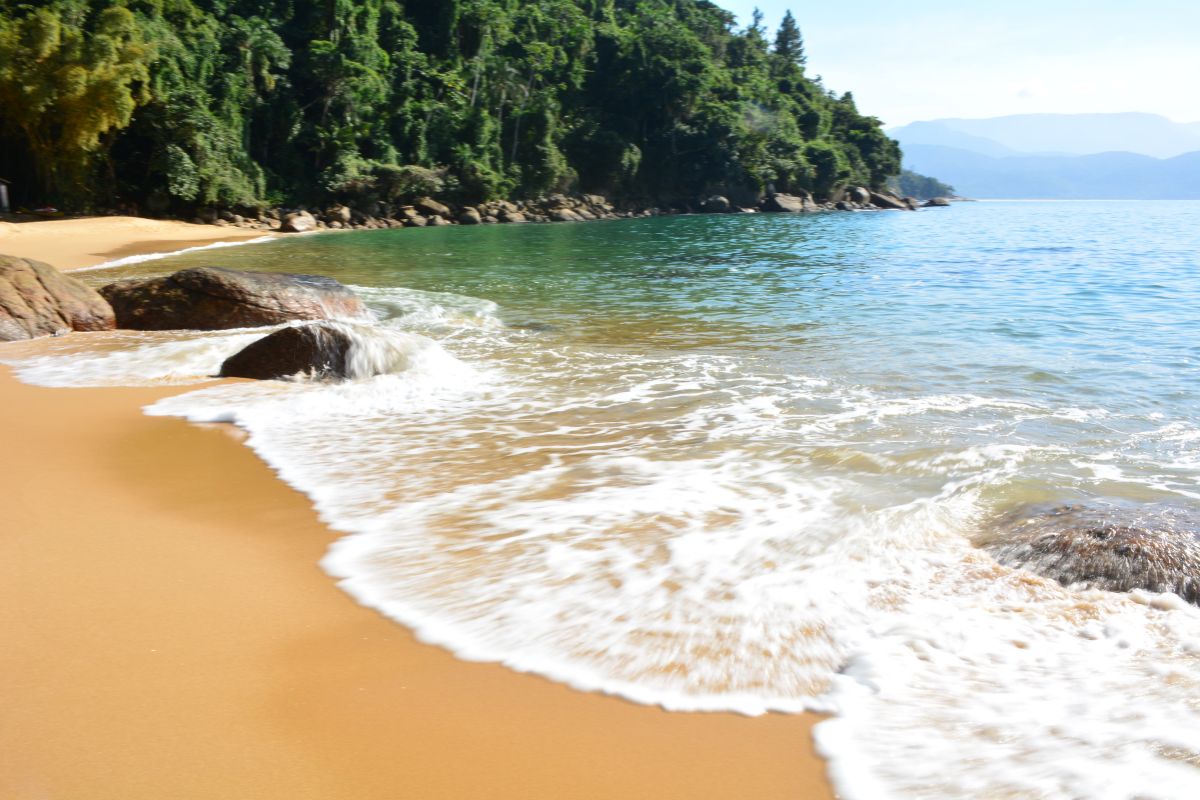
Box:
979;504;1200;604
923;197;952;207
404;215;428;228
846;186;871;205
458;207;482;225
326;204;353;224
868;191;910;211
427;215;450;226
549;208;583;222
702;195;731;213
219;322;353;381
498;210;526;224
280;210;317;233
414;197;451;218
761;192;814;213
0;254;115;341
99;266;366;331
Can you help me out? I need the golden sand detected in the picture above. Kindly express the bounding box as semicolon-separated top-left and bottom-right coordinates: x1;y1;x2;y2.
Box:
0;218;833;799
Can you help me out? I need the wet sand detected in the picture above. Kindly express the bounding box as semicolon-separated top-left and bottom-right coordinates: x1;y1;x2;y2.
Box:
0;220;834;799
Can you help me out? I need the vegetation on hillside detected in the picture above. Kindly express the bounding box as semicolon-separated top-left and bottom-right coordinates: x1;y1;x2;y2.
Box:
0;0;901;212
891;169;956;200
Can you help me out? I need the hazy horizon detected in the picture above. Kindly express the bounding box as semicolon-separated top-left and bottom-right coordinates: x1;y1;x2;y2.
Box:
719;1;1200;127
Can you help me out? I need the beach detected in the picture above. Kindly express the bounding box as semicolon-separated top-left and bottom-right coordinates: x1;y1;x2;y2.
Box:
0;217;833;800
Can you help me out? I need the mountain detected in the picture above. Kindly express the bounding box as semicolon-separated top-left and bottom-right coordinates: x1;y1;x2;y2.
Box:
902;144;1200;199
891;113;1200;160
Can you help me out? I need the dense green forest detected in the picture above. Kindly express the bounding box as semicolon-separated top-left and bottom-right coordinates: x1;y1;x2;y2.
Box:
891;169;956;200
0;0;901;213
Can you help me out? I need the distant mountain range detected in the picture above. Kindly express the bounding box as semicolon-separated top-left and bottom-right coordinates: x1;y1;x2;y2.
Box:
889;114;1200;199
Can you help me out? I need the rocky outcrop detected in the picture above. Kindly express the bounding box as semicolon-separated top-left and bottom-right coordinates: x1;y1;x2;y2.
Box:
0;254;115;341
846;186;871;205
761;192;816;213
281;210;317;233
219;322;353;380
702;195;731;213
979;504;1200;604
458;207;482;225
923;197;952;207
868;191;911;211
414;197;451;219
100;266;366;331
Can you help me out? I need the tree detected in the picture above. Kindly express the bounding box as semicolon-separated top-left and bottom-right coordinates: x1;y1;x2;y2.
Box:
0;2;153;203
773;10;805;67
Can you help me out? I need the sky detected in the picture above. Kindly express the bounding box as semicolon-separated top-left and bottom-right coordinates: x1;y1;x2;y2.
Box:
718;1;1200;127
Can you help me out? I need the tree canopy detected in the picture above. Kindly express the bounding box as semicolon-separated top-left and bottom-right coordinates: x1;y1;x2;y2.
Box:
0;1;900;211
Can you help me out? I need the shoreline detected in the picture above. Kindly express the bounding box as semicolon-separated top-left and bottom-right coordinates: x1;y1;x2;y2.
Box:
0;219;834;798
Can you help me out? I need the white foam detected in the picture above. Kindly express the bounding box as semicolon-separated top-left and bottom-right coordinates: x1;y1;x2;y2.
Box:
74;235;278;271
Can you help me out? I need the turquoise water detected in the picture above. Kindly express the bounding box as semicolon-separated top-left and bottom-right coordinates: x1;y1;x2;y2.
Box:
12;201;1200;798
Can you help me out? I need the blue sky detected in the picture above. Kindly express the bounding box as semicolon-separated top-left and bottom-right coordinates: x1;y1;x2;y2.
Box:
718;1;1200;127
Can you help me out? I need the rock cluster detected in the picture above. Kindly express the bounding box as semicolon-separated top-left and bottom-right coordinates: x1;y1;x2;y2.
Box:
99;266;366;330
0;254;115;341
979;503;1200;605
188;184;944;235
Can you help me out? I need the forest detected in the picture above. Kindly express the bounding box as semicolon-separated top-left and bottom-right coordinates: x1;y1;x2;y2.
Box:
0;0;901;213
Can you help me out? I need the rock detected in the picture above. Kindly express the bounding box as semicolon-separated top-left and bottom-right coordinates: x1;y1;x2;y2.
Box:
405;215;428;228
482;215;498;224
498;210;526;223
427;215;450;226
761;192;814;213
0;254;115;341
702;195;731;213
846;186;871;204
326;204;352;224
414;197;451;218
923;197;952;207
99;266;366;331
868;191;910;211
458;207;482;225
219;322;353;381
549;208;582;222
836;200;854;211
575;207;597;220
281;210;317;233
979;504;1200;604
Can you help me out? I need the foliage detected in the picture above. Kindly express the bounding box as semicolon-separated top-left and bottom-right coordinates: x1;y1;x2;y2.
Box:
0;1;901;210
891;169;956;200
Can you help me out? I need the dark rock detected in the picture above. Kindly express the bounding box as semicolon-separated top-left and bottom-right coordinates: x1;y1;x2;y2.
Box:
414;197;451;218
836;200;854;211
458;207;482;225
326;204;352;224
979;503;1200;604
846;186;871;205
868;191;911;211
761;192;815;213
0;254;116;341
99;266;366;331
702;195;731;213
923;197;952;207
281;210;317;233
219;322;353;381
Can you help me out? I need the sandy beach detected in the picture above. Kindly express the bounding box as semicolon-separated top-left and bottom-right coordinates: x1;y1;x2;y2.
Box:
0;218;832;800
0;216;272;269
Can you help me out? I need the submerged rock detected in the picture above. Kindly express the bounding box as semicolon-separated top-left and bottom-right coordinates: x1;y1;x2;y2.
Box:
979;503;1200;604
219;322;353;380
0;254;115;341
100;266;366;331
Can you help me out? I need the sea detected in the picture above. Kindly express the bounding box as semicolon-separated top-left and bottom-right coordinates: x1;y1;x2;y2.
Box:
7;200;1200;798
